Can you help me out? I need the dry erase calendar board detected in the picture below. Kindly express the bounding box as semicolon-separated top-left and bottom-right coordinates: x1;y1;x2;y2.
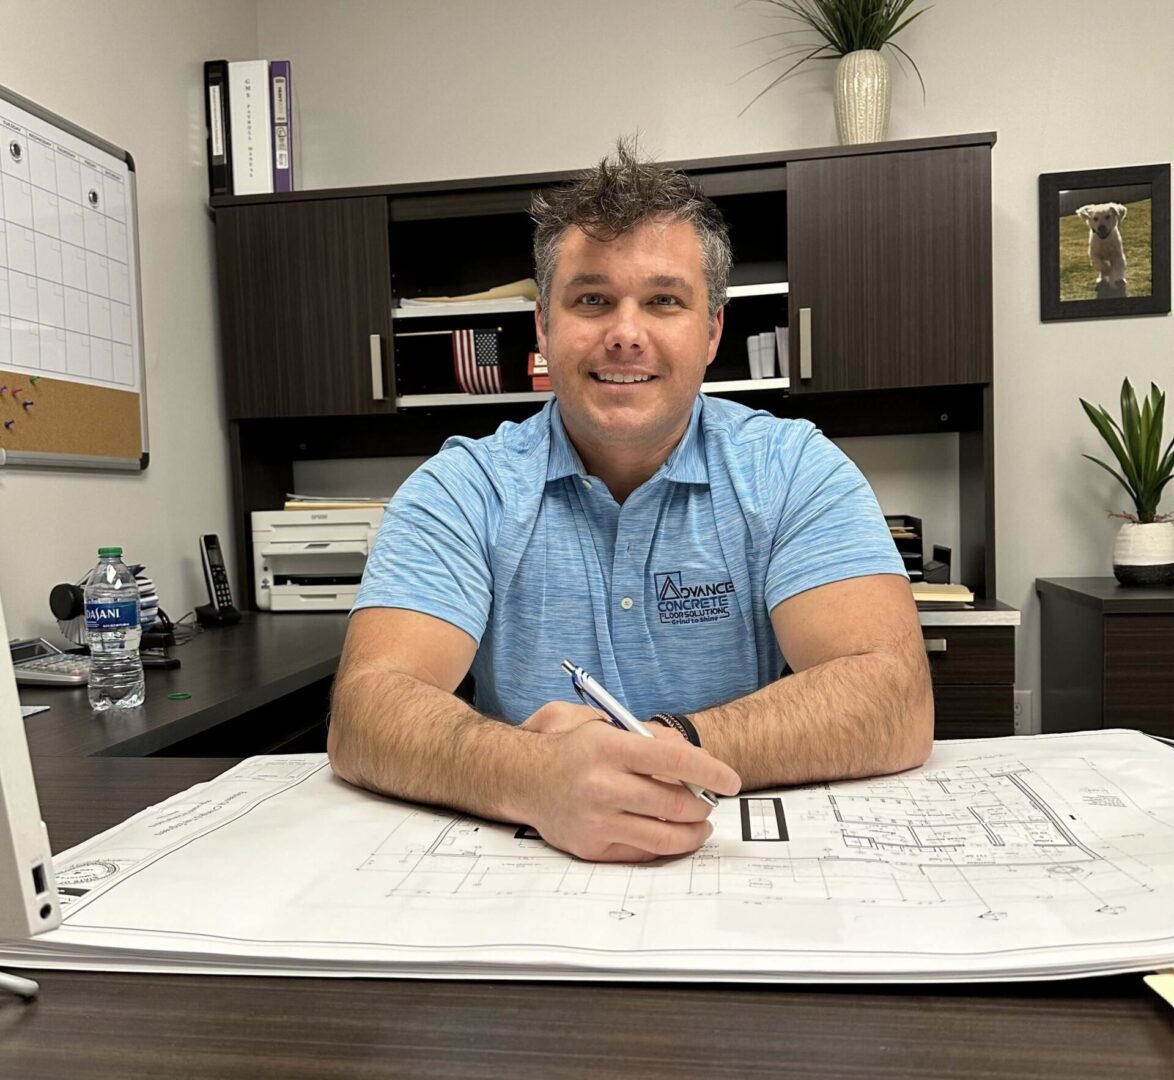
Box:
0;84;148;470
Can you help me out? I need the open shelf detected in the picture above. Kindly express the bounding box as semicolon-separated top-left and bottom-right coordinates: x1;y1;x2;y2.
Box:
396;376;789;409
393;299;536;319
390;282;789;321
727;282;788;298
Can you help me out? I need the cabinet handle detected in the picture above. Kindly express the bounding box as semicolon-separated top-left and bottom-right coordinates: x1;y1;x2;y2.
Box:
923;638;948;654
798;307;812;380
369;334;385;401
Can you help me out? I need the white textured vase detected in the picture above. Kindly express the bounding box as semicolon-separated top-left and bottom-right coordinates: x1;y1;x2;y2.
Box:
833;50;891;145
1112;521;1174;586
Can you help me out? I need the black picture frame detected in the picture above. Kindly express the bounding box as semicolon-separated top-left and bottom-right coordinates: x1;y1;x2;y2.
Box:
1039;163;1170;321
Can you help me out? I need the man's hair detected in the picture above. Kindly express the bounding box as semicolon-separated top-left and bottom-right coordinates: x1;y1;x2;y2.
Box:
530;137;732;327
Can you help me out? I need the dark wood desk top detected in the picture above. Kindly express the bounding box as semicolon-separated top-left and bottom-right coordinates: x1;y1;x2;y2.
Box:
1;757;1169;1080
19;612;348;757
1037;577;1174;613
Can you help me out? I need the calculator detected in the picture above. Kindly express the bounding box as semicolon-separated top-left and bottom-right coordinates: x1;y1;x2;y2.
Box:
9;638;90;685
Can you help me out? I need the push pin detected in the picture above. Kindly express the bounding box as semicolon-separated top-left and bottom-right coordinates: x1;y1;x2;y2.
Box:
3;420;14;431
28;376;39;385
21;400;34;410
10;387;21;399
0;386;7;395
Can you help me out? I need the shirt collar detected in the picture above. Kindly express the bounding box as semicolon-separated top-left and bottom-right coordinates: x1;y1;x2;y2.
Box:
546;396;709;486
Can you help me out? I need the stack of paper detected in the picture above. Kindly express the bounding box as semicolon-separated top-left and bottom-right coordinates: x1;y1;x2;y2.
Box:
399;279;538;306
282;493;389;511
912;582;974;603
2;731;1172;981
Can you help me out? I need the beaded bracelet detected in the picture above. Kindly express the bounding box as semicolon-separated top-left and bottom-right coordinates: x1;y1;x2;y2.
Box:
649;712;701;748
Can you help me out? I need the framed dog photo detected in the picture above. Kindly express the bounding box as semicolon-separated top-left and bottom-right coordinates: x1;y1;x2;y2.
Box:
1039;163;1170;321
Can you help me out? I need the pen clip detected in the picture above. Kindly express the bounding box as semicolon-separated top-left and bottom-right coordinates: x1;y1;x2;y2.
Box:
566;662;626;731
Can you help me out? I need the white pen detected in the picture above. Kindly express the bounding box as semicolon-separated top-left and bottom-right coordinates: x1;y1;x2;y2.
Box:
561;659;719;808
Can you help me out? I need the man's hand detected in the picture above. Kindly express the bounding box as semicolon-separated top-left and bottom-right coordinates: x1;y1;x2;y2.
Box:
520;700;604;735
514;712;741;863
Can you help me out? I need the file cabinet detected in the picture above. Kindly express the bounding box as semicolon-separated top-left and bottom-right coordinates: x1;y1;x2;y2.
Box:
921;620;1016;739
1038;577;1174;738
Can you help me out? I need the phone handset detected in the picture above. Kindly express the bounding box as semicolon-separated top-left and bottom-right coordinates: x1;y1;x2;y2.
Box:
196;533;241;626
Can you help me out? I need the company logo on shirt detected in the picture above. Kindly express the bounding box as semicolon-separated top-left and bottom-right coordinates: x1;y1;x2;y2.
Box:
654;570;735;625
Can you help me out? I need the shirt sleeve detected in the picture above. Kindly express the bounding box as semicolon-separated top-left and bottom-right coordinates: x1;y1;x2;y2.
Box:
764;426;907;611
351;446;498;643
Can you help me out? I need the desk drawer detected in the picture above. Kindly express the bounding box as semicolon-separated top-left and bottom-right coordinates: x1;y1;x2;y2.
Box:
922;626;1014;685
933;685;1014;739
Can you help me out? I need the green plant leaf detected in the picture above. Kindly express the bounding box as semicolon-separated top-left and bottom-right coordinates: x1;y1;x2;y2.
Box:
1138;393;1153;472
1120;379;1143;480
1082;454;1136;505
1158;434;1174;479
1080;398;1140;499
1137;388;1171;517
737;43;840;115
886;41;927;100
1081;379;1173;520
1146;385;1166;479
743;0;932;110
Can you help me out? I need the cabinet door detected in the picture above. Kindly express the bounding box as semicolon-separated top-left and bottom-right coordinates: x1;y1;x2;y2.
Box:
215;198;394;417
787;146;992;393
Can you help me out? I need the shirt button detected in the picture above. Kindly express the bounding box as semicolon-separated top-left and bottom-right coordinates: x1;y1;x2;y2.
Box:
620;597;634;610
581;479;592;490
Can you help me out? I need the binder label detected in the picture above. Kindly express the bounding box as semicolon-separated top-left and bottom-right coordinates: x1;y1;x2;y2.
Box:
272;76;288;124
209;85;225;160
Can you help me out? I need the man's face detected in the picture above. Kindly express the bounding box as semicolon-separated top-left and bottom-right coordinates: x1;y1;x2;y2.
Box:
536;217;723;459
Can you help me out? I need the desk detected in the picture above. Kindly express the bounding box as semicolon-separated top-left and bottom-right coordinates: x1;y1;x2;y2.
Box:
19;613;348;757
1037;577;1174;737
21;608;1020;754
1;756;1170;1080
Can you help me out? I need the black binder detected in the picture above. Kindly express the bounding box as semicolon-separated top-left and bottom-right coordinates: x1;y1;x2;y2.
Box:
203;59;233;197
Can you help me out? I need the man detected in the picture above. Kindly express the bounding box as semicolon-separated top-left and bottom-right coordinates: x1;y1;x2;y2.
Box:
328;140;933;863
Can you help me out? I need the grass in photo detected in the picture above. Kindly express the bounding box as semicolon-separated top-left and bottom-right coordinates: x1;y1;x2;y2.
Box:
1059;198;1153;301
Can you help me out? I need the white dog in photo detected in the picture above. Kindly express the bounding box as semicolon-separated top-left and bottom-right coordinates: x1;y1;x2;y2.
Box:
1075;202;1128;296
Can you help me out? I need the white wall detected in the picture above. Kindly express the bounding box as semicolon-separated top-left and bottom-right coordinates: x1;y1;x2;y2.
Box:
7;2;1150;714
258;0;1174;729
0;0;257;639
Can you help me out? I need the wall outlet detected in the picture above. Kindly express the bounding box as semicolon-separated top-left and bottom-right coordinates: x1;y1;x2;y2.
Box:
1013;690;1033;735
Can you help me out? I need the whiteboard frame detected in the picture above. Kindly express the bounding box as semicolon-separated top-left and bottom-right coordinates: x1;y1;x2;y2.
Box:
0;83;149;472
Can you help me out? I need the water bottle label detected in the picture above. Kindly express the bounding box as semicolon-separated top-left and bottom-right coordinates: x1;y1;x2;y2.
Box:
85;599;139;630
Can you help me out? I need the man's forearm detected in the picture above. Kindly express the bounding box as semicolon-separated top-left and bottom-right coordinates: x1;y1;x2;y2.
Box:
691;648;934;791
327;667;535;823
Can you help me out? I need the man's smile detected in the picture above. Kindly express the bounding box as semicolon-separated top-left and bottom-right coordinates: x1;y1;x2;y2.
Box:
590;371;658;384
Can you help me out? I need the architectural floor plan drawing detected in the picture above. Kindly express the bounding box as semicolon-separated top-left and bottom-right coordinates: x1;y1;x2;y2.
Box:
350;750;1159;925
3;730;1173;981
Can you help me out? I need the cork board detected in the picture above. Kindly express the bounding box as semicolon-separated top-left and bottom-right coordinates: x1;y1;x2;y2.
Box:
0;84;147;471
0;368;142;460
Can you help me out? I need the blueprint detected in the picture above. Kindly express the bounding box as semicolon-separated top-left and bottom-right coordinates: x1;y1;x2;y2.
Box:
4;730;1174;981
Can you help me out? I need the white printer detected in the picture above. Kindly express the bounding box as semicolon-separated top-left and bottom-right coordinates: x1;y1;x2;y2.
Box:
252;507;384;612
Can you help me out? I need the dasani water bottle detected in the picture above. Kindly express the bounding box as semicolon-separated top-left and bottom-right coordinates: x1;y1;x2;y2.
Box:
84;546;145;711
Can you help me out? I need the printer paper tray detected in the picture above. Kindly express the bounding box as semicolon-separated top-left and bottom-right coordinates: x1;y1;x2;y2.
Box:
270;587;360;612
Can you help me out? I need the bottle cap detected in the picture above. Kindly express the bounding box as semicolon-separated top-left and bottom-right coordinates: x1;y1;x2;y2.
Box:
97;546;123;557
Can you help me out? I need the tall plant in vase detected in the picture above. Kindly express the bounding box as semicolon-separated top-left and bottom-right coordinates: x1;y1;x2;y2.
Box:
742;0;931;144
1080;378;1174;586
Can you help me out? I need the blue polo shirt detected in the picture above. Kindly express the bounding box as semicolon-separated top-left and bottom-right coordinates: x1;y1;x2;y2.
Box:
353;395;905;723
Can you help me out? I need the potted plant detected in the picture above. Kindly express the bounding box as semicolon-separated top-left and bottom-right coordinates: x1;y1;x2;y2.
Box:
1080;378;1174;586
742;0;932;144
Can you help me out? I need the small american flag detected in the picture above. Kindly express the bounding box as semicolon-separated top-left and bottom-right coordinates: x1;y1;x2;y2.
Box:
452;328;503;394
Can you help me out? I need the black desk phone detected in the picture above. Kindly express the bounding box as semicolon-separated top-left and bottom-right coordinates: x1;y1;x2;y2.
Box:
196;534;241;626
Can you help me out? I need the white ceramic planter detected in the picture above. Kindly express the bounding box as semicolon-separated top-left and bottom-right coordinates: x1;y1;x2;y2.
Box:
833;50;891;145
1112;520;1174;586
